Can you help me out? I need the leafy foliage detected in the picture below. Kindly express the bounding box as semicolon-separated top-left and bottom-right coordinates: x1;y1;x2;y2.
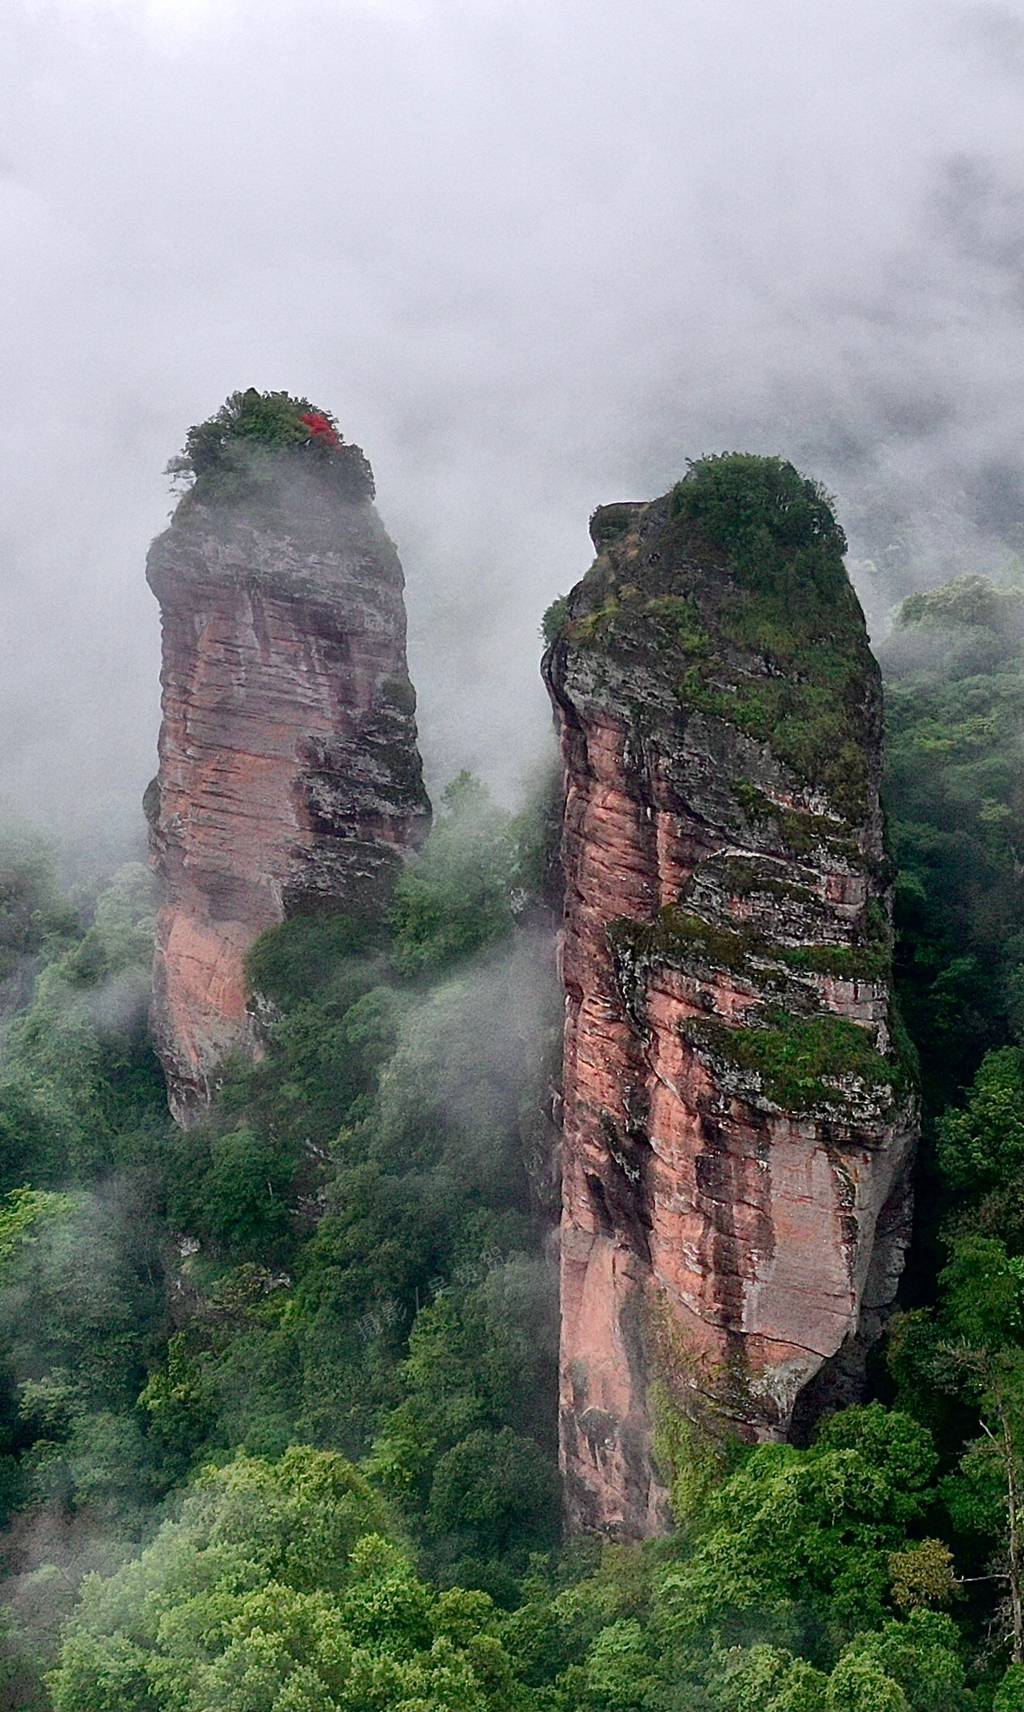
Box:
670;452;848;578
0;831;76;989
9;532;1024;1707
540;596;569;646
565;454;877;818
668;453;875;817
0;862;168;1195
166;388;374;507
881;570;1024;1104
390;773;523;975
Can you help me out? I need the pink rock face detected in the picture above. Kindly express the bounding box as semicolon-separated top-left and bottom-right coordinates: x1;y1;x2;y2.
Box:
147;468;429;1123
545;490;916;1539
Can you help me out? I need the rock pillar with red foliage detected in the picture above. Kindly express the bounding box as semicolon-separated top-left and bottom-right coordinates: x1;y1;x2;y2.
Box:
146;410;429;1124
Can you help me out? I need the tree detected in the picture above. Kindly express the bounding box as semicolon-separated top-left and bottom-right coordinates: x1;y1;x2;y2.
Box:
427;1428;560;1563
830;1611;974;1712
165;389;374;506
651;1406;939;1658
47;1449;536;1712
936;1238;1024;1665
390;774;517;975
937;1049;1024;1246
880;576;1024;1104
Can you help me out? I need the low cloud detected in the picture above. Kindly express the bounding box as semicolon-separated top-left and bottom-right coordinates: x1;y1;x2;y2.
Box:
2;0;1023;829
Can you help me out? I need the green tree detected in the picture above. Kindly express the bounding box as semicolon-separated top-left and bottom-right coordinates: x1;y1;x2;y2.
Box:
830;1611;974;1712
937;1049;1024;1245
651;1406;938;1659
931;1238;1024;1665
0;829;76;990
426;1427;560;1564
169;1124;296;1258
391;774;517;975
48;1449;536;1712
166;388;374;506
881;576;1024;1104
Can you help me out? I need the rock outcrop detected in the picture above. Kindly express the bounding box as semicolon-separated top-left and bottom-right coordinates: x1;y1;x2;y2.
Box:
146;401;430;1123
543;457;917;1539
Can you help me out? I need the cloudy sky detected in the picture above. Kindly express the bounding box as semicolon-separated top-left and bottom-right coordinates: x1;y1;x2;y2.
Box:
3;0;1024;849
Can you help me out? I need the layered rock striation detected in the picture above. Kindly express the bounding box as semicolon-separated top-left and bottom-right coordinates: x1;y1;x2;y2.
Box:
146;403;430;1123
543;456;917;1539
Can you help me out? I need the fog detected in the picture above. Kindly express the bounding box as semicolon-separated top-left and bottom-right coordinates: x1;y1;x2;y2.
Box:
3;0;1024;840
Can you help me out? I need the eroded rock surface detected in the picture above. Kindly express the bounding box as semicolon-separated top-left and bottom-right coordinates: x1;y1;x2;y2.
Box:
543;460;917;1538
147;449;429;1123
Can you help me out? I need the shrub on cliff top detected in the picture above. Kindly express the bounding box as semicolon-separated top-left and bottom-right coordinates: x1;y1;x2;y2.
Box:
670;452;847;586
563;454;872;815
667;454;873;817
167;387;374;506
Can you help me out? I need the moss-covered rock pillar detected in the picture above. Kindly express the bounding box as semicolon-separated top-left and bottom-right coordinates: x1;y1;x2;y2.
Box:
542;456;917;1538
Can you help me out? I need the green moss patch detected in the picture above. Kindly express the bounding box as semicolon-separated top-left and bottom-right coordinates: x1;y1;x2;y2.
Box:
731;781;859;861
609;907;755;974
651;1378;745;1530
570;595;622;644
710;856;816;904
780;940;888;981
683;1006;904;1113
666;453;874;820
678;669;871;818
379;675;418;717
609;905;887;986
642;594;711;655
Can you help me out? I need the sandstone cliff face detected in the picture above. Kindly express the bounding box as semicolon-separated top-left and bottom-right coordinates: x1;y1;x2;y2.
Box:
147;452;429;1124
543;462;917;1539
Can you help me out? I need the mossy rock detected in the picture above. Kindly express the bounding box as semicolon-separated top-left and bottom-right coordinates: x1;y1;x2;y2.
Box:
683;1006;906;1115
609;904;888;987
558;454;878;823
731;781;859;862
379;675;418;717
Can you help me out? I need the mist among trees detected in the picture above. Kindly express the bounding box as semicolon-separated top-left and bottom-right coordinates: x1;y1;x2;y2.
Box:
5;3;1024;1709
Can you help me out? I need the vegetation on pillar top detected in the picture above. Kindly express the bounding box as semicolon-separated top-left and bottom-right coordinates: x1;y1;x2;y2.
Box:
166;387;375;509
668;458;879;825
549;452;878;820
668;452;849;597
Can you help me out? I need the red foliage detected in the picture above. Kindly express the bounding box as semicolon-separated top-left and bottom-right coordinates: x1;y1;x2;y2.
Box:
300;411;340;448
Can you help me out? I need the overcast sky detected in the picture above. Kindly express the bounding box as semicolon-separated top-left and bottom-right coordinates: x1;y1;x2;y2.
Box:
3;0;1024;852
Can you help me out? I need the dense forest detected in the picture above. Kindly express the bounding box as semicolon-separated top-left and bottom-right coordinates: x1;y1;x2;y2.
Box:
3;545;1024;1710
